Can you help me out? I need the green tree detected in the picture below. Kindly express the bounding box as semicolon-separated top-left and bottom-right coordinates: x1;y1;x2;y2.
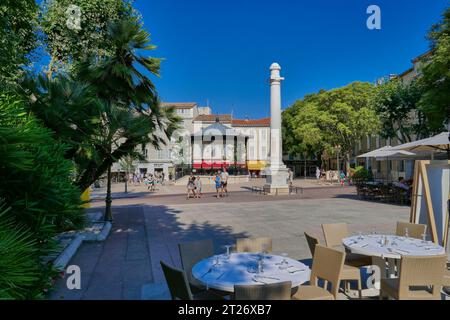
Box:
0;0;38;85
283;82;380;170
418;7;450;131
370;78;428;143
40;0;138;77
118;155;137;193
24;18;179;220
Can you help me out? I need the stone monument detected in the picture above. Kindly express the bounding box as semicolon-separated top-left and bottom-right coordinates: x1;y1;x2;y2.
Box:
264;63;289;195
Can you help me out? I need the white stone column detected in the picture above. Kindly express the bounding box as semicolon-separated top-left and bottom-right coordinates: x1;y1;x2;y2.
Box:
269;63;284;169
265;63;289;194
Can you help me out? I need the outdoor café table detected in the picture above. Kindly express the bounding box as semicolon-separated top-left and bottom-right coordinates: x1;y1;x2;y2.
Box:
191;253;311;293
343;234;446;279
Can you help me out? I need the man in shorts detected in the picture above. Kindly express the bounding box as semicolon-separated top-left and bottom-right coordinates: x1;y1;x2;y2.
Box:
220;168;229;197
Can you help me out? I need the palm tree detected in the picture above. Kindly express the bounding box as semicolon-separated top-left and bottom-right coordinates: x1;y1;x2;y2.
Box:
22;18;179;221
75;18;179;221
118;155;137;193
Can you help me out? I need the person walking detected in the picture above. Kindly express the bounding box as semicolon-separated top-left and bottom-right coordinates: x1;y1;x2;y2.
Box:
339;170;346;187
316;166;321;180
214;172;222;199
186;176;195;199
220;168;229;197
194;176;202;199
288;168;294;187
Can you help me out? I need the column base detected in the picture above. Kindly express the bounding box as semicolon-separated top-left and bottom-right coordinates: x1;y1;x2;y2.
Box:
264;166;289;196
263;185;290;196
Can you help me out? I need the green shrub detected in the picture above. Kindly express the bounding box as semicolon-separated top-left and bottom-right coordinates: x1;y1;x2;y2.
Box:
0;93;85;298
350;166;373;182
0;201;40;299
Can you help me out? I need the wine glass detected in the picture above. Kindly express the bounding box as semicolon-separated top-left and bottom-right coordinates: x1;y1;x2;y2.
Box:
213;255;221;267
278;253;289;270
358;232;364;240
224;245;233;261
404;228;409;238
261;244;269;256
421;233;427;244
257;257;264;274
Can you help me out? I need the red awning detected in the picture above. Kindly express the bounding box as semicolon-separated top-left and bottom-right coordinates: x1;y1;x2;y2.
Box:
193;162;202;169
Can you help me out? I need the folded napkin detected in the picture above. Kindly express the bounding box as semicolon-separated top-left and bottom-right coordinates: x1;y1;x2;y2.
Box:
394;249;410;255
353;242;369;248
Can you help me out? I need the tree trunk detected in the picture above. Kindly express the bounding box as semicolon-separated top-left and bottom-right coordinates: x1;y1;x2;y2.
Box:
76;137;139;192
124;174;128;193
46;56;56;79
104;164;113;222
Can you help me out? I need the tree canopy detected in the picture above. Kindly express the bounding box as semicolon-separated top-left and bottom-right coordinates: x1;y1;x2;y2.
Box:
418;7;450;131
40;0;138;76
0;0;38;85
283;82;380;168
369;78;428;143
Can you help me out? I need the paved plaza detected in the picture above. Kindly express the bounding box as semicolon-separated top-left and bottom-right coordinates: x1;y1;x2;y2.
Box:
49;183;417;300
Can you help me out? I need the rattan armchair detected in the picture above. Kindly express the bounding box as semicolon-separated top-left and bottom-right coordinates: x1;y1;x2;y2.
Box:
305;232;362;298
321;223;372;268
234;281;292;300
236;237;272;253
395;221;427;240
380;255;447;300
292;245;345;300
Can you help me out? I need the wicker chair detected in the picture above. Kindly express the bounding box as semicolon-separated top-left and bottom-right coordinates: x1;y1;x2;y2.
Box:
178;239;214;292
292;245;345;300
396;221;427;240
321;223;372;268
234;281;292;300
380;255;447;300
160;261;224;300
236;237;272;253
305;232;362;298
443;262;450;295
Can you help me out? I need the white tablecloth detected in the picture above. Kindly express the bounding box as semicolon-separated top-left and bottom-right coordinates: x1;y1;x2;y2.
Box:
191;253;310;293
343;234;446;259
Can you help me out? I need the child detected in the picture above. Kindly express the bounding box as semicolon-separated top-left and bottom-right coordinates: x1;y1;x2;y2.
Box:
214;172;222;198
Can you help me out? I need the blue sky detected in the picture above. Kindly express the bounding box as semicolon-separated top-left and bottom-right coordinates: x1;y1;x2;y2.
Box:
133;0;448;119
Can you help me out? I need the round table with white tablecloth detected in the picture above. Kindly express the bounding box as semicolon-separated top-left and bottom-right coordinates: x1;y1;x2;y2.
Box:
191;253;310;293
343;234;446;260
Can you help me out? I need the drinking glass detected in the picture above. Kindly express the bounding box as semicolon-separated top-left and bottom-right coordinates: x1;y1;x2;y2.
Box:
257;257;264;274
421;233;427;244
358;232;364;240
404;228;409;238
279;253;289;270
213;255;221;267
224;245;233;261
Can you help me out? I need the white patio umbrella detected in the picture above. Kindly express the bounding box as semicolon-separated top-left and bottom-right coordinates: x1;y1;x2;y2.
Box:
357;146;424;182
357;145;417;159
392;132;450;159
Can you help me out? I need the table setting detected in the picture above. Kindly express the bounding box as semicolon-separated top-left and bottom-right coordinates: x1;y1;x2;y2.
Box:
343;233;446;260
191;251;311;293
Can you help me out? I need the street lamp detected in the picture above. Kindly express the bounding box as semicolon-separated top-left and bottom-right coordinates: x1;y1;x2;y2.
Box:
335;145;341;172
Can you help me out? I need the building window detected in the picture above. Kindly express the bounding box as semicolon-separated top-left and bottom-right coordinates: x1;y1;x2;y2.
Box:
261;146;267;159
398;160;405;172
